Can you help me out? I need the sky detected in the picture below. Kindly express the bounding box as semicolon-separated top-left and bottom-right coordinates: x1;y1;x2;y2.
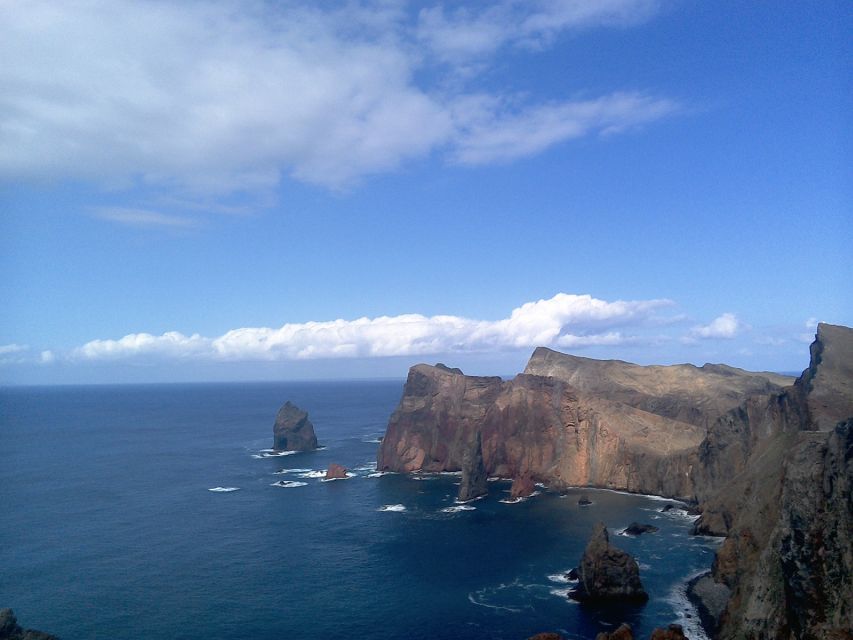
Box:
1;0;850;385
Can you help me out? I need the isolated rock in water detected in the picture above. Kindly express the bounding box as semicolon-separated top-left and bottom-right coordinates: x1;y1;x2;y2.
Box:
572;522;648;602
510;474;536;499
578;495;592;505
273;401;318;451
325;463;348;480
594;623;633;640
526;633;564;640
0;609;58;640
649;624;687;640
623;522;659;536
457;431;488;502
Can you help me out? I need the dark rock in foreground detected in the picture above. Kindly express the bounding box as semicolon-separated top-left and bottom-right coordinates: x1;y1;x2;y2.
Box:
526;633;564;640
325;463;348;480
595;623;633;639
273;401;318;452
457;431;488;502
578;495;592;505
623;522;659;536
0;609;58;640
649;624;687;639
571;522;648;603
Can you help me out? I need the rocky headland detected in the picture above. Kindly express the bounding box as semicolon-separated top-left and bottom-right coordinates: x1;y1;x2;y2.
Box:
272;401;318;452
0;609;57;640
377;323;853;638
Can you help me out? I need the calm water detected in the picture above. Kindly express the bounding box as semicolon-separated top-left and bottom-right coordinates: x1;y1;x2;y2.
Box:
0;382;717;639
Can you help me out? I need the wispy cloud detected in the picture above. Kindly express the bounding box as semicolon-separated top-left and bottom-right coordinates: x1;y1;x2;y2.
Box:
0;1;676;195
0;343;29;364
91;208;197;228
70;293;674;363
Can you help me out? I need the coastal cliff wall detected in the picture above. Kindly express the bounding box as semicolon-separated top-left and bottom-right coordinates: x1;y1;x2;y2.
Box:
377;323;853;639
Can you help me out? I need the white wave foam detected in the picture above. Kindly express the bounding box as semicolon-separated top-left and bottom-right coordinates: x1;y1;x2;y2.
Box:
499;491;540;505
441;504;476;513
270;480;308;488
467;591;522;613
252;450;298;459
320;473;355;482
362;437;383;443
666;571;711;640
273;467;313;474
377;504;406;512
366;471;392;478
546;572;577;584
352;462;378;472
297;470;327;479
410;475;437;481
548;587;577;599
208;486;240;492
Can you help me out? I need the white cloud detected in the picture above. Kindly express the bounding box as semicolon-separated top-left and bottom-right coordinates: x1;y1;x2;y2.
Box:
0;343;29;364
689;313;743;340
92;208;197;228
0;1;676;194
39;350;56;364
417;0;661;62
71;293;673;362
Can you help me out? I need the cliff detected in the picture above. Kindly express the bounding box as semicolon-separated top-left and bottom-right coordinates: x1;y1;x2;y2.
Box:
377;353;790;499
377;323;853;638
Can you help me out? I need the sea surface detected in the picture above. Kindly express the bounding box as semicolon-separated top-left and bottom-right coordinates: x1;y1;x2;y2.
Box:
0;382;719;640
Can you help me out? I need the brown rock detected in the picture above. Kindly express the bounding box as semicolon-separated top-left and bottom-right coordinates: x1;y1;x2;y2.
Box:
273;401;318;452
510;474;536;499
325;463;348;480
649;624;687;640
457;431;488;502
526;634;564;640
0;609;58;640
572;522;647;603
594;623;633;639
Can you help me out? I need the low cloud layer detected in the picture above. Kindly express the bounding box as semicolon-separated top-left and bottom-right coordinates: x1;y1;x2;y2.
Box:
72;294;674;363
1;1;676;194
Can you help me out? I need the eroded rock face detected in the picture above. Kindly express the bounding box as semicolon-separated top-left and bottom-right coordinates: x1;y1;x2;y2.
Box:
273;401;318;452
0;609;58;640
458;431;488;502
594;622;634;639
510;474;536;499
572;522;648;603
325;463;348;480
648;624;686;640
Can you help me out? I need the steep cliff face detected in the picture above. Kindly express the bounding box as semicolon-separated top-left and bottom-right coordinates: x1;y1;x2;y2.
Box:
377;366;704;499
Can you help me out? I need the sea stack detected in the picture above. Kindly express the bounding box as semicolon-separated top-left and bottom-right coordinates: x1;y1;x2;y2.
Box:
325;463;348;480
572;522;648;603
457;431;488;502
273;401;318;452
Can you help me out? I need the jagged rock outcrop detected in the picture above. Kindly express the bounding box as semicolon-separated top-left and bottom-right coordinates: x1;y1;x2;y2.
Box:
510;474;536;499
622;522;658;536
687;573;730;636
458;431;488;502
273;401;318;451
0;609;58;640
595;623;634;639
325;463;348;480
648;624;687;640
571;522;648;603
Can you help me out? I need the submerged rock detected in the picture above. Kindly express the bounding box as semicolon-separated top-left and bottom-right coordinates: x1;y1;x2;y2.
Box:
325;463;348;480
578;495;592;506
571;522;648;603
622;522;659;536
594;623;633;640
457;431;488;502
273;401;318;452
0;609;58;640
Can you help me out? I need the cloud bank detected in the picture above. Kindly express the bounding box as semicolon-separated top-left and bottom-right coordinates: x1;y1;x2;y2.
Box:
72;293;674;363
0;1;677;193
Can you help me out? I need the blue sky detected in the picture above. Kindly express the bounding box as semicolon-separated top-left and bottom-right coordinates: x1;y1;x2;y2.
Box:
1;0;850;384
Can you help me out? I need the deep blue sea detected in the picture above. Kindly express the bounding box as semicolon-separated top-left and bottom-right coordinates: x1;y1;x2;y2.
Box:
0;382;718;640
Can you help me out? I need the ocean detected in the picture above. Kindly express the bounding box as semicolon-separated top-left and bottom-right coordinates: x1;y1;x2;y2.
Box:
0;381;718;640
